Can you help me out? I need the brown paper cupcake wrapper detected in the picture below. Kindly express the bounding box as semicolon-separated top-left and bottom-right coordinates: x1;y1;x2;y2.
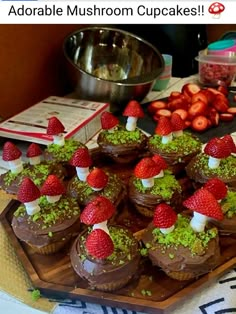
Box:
27;237;71;255
164;270;195;281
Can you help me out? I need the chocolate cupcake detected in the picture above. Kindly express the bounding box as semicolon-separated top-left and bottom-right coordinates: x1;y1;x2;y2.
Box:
186;135;236;188
70;196;140;291
0;142;65;196
128;156;182;217
142;200;221;281
97;107;147;164
12;176;80;255
148;115;202;175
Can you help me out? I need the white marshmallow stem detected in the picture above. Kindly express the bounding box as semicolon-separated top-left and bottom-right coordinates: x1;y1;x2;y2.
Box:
90;187;103;191
141;177;154;188
52;134;65;146
29;156;41;165
76;167;90;182
8;158;23;174
93;221;109;235
126;117;138;131
24;199;40;215
46;195;61;203
160;225;175;234
154;170;164;178
208;156;220;169
161;133;173;144
173;130;183;138
190;212;208;232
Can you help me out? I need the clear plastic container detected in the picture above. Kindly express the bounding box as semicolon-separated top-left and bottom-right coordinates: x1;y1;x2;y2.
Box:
195;49;236;86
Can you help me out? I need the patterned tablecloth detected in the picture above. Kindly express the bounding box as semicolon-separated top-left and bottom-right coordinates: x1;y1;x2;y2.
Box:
0;76;236;314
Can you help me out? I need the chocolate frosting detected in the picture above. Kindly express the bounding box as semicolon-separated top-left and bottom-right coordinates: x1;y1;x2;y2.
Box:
185;154;236;188
0;161;65;195
142;222;220;276
11;196;80;247
70;226;140;288
67;172;126;207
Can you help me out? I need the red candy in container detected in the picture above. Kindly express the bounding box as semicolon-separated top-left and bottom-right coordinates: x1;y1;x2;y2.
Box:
195;46;236;87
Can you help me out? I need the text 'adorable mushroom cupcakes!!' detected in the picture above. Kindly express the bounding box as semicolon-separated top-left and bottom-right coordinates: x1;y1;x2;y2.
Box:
70;196;141;291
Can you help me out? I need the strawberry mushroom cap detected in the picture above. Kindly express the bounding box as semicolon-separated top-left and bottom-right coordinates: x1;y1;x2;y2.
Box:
203;178;228;201
41;174;66;203
170;112;185;138
47;116;65;146
155;116;173;144
85;228;114;259
204;137;232;169
183;188;223;232
86;168;108;191
221;134;236;155
153;203;177;234
134;157;162;188
80;196;116;235
17;177;41;215
100;111;119;132
69;147;93;182
2;141;23;174
152;154;168;178
208;2;225;18
26;143;43;165
123;100;144;131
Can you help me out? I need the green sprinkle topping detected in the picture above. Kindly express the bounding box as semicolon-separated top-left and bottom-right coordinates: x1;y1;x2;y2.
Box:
151;215;218;255
141;289;152;296
134;170;182;200
149;132;201;155
48;231;53;237
31;289;41;301
169;253;175;259
101;126;145;145
221;190;236;218
46;139;84;162
140;247;148;256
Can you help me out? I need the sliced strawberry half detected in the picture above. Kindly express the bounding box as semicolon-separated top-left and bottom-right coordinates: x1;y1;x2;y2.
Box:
191;91;208;105
219;113;234;122
203;178;228;200
41;175;65;196
26;143;42;158
85;229;114;259
172;109;188;121
86;168;108;189
227;107;236;115
155;109;172;118
17;177;41;203
212;94;229;113
47;116;65;135
153;203;177;228
69;147;92;167
191;116;208;132
188;100;207;118
100;111;119;130
148;100;167;115
181;83;201;97
2;141;22;161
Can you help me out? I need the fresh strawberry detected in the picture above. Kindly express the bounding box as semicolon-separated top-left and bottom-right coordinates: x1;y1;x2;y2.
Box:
168;97;188;111
221;134;236;154
168;91;182;101
17;177;41;203
86;168;108;189
2;141;22;161
208;109;220;127
191;91;208;105
183;188;223;220
201;89;215;104
203;178;228;200
188;100;207;118
123;100;144;118
153;203;177;228
81;196;115;225
100;111;119;130
26;143;42;158
219;113;234;122
148;100;167;115
69;147;92;167
41;175;65;196
217;85;228;96
185;120;191;128
212;94;229;113
172;109;188;121
155;116;173;136
181;83;201;97
134;157;162;179
152;154;168;170
155;109;172;118
227;107;236;115
204;137;231;159
47;116;65;135
191;115;208;132
206;87;224;97
85;229;114;259
170;112;185;131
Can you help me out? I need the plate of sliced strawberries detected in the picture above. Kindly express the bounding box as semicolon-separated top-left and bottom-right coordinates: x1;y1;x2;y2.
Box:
143;82;236;143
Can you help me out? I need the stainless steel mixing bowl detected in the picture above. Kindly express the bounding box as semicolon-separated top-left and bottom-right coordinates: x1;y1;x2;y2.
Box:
63;26;164;112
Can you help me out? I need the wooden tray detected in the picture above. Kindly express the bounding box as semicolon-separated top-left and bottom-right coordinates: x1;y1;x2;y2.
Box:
1;153;236;314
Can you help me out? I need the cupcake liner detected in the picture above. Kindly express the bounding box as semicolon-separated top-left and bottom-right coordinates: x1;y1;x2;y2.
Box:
27;237;71;255
91;275;133;292
164;270;196;281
